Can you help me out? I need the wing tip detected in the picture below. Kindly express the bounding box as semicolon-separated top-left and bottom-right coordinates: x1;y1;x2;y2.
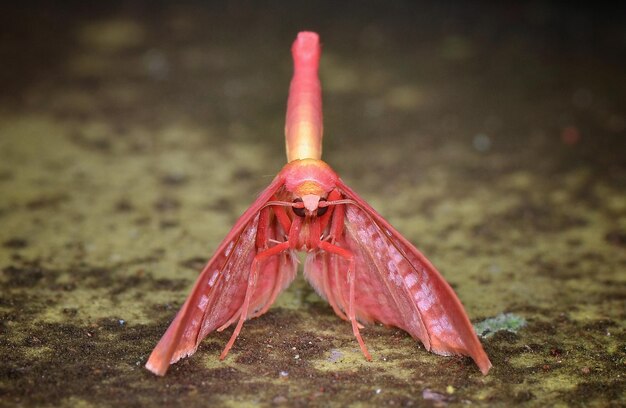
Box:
477;356;493;375
145;342;199;376
474;347;493;375
429;341;492;375
145;357;168;376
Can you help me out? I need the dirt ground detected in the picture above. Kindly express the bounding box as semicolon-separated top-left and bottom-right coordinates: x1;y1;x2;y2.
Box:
0;2;624;407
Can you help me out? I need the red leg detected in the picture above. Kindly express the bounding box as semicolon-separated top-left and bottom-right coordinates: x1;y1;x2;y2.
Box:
272;200;292;235
226;199;292;323
219;205;274;331
318;240;372;361
249;201;291;318
318;188;342;233
219;241;291;360
319;197;364;327
255;206;272;249
327;190;345;244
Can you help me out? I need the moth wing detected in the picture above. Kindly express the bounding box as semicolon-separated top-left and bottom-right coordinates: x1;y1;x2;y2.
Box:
146;177;296;376
305;180;491;375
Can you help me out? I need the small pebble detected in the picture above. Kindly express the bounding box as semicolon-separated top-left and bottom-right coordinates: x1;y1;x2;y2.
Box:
328;349;343;363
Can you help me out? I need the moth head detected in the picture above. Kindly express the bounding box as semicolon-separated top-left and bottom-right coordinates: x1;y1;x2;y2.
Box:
291;182;328;218
280;159;337;217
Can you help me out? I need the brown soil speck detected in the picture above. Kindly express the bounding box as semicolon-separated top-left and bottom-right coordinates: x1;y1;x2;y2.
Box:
114;199;134;212
605;229;626;247
2;238;28;249
180;257;207;270
26;194;69;210
2;265;45;287
154;197;181;212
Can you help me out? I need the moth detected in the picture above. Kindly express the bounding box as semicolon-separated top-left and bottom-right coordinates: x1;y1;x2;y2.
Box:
146;31;491;376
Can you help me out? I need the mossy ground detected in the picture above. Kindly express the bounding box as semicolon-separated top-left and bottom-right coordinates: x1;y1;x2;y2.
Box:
1;2;624;407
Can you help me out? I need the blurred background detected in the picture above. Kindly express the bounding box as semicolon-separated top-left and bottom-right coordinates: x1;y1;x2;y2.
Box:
0;1;624;407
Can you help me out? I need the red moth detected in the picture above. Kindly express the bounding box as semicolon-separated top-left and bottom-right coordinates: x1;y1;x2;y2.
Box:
146;32;492;376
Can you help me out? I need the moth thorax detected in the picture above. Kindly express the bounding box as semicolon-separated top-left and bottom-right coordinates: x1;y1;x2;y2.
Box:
294;180;325;197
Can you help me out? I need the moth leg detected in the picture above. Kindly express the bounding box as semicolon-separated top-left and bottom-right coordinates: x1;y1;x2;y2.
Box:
321;197;365;329
319;241;372;361
272;199;292;234
218;206;275;332
320;255;365;328
318;188;342;232
245;204;292;318
219;241;290;360
219;265;283;325
319;188;350;322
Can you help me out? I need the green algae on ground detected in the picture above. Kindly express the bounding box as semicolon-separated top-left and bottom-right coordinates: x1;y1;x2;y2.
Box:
474;313;527;339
